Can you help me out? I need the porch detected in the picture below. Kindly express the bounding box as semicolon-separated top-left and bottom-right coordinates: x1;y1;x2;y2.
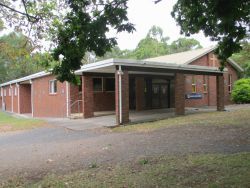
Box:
51;107;217;131
70;59;225;126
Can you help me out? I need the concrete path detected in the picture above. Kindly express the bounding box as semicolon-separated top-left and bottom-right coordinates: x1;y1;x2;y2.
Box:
45;107;219;131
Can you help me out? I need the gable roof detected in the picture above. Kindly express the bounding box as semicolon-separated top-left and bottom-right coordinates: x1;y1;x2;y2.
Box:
146;46;243;72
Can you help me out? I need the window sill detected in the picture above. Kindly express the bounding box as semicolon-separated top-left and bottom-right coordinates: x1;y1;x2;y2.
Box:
49;93;57;96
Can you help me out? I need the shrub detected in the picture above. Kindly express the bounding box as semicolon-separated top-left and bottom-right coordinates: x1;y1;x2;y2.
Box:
231;78;250;103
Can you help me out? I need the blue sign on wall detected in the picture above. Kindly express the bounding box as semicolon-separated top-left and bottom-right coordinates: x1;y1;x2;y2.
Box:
186;93;202;99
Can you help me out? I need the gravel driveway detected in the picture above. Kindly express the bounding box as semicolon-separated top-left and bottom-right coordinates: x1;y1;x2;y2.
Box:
0;117;249;182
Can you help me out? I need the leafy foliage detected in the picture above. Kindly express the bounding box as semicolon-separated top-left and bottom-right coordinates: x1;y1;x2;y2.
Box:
232;78;250;103
51;0;134;83
0;0;58;49
169;38;202;53
231;37;250;77
171;0;250;70
99;26;202;60
0;32;47;83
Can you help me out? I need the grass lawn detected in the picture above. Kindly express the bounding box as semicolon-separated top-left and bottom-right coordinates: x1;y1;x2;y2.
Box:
0;112;45;132
2;152;250;188
113;108;250;132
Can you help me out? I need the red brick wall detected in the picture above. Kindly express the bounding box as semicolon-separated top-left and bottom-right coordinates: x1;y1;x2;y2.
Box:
33;75;67;117
13;85;18;113
185;52;239;107
2;86;12;112
70;84;82;113
19;84;32;113
224;63;238;105
94;92;115;111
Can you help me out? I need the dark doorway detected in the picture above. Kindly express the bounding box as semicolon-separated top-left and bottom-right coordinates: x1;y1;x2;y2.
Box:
152;83;169;108
129;78;136;110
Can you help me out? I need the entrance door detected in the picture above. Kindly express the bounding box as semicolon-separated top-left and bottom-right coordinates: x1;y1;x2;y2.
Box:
152;83;169;108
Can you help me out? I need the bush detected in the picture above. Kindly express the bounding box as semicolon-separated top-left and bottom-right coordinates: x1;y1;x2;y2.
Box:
231;78;250;103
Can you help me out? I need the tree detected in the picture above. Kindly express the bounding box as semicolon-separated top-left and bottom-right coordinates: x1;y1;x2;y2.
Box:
0;32;46;83
100;26;202;61
170;0;250;70
231;37;250;77
132;25;169;59
169;38;202;54
0;0;134;84
50;0;134;83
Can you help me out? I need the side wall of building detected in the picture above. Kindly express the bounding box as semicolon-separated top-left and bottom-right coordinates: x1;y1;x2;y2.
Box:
185;52;239;107
33;75;67;117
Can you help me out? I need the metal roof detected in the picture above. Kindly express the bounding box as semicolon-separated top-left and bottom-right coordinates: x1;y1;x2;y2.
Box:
145;46;243;72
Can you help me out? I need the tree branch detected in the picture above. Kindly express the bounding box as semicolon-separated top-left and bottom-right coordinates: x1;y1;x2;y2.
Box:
0;2;38;23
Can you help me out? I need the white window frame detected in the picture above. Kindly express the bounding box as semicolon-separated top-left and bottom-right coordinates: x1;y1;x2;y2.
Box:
49;79;57;94
191;76;197;93
203;75;208;93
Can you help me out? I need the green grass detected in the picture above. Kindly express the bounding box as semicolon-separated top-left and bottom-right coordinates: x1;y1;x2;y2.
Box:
113;108;250;132
2;152;250;188
0;112;45;132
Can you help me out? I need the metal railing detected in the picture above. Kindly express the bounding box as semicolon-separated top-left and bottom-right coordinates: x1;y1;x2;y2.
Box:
70;99;83;114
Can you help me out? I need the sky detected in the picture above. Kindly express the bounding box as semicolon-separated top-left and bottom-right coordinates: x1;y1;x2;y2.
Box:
111;0;217;50
0;0;217;51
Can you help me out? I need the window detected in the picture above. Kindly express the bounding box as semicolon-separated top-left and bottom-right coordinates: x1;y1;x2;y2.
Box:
105;78;115;91
191;76;197;93
228;74;232;93
9;88;12;96
14;87;17;96
0;88;2;97
93;78;103;92
49;80;57;94
4;89;6;96
203;75;208;93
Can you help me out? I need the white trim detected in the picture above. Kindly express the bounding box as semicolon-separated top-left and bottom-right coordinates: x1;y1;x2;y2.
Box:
0;71;50;87
117;66;123;124
66;81;69;117
49;79;57;94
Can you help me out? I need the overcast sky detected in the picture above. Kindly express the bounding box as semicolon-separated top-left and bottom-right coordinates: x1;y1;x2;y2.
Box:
111;0;216;50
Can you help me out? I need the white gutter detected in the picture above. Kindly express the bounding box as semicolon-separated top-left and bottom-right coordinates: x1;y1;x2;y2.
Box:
66;81;69;117
30;80;34;117
117;66;124;125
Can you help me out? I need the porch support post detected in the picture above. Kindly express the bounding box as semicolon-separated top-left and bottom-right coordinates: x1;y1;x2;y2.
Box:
82;75;94;118
135;77;144;111
216;75;225;111
115;66;129;125
174;73;185;115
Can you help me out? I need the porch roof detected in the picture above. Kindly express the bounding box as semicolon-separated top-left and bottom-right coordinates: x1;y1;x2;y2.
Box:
0;58;225;87
75;58;226;76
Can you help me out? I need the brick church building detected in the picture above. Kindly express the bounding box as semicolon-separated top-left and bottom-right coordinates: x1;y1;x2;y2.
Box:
0;47;243;125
